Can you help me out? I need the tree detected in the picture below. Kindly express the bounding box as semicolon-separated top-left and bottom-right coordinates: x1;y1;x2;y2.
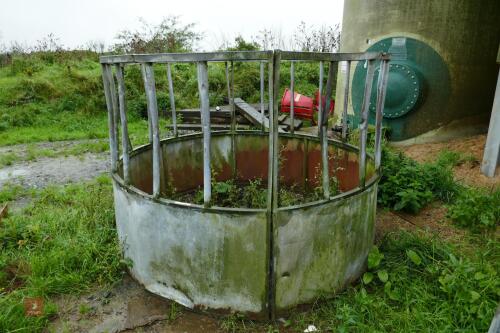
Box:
292;22;340;52
113;16;202;53
226;36;259;51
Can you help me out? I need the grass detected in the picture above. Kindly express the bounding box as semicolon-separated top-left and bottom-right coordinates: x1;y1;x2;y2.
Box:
220;232;500;332
0;176;124;332
0;50;498;332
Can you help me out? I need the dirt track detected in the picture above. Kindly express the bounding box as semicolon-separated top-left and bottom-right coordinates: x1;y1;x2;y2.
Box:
0;140;109;190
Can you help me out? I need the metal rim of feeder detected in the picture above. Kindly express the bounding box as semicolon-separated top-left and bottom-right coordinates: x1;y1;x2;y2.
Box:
100;50;391;319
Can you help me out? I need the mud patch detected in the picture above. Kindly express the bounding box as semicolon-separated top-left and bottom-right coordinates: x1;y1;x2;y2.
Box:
48;274;220;333
0;153;109;190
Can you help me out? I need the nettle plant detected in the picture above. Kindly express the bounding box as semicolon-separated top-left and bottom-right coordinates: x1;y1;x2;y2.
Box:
361;234;499;330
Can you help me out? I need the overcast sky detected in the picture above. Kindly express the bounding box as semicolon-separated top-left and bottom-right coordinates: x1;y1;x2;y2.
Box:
0;0;344;50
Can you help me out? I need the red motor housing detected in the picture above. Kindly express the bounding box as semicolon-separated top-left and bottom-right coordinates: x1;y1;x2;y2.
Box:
280;88;315;122
313;90;335;114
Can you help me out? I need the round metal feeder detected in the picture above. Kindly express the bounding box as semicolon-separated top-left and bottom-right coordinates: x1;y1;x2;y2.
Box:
100;50;390;319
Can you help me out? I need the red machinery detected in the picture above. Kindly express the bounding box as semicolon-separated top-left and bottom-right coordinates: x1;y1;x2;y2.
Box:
281;88;334;123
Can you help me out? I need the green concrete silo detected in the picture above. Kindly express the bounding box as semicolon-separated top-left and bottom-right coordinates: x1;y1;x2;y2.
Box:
336;0;500;142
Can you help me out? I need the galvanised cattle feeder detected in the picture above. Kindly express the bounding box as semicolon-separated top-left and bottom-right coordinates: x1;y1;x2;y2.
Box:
100;50;390;319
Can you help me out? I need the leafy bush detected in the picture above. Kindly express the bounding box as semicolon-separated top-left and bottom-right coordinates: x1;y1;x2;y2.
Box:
294;232;500;332
447;188;500;232
378;149;460;213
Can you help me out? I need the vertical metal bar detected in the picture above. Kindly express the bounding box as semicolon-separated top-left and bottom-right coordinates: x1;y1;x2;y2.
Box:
166;63;177;137
481;67;500;177
272;54;281;210
321;62;336;199
140;65;153;143
101;64;118;172
374;59;390;170
290;61;295;134
342;60;351;141
267;59;274;210
318;61;329;199
359;60;376;188
225;62;231;103
229;61;236;132
197;61;211;207
260;61;265;131
141;63;161;197
317;61;324;132
266;51;280;321
115;64;130;184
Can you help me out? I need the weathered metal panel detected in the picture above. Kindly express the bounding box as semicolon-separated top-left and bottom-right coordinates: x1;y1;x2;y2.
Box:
113;181;268;314
273;183;377;310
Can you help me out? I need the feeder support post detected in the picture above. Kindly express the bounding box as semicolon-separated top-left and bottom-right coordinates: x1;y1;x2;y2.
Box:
374;59;390;169
142;63;162;198
359;59;376;188
197;61;212;206
101;64;119;172
115;64;131;184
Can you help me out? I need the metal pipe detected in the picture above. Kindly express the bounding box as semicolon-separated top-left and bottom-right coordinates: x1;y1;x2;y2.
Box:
359;60;376;188
321;62;336;199
374;59;390;169
230;61;235;132
271;52;281;211
101;64;119;172
141;63;161;197
290;61;295;134
318;61;329;199
99;50;387;64
342;61;351;141
115;64;131;184
197;61;211;206
140;65;153;143
267;60;274;210
225;62;231;104
166;63;177;137
260;61;265;131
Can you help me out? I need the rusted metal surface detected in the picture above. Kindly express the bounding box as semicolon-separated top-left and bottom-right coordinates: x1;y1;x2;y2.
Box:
101;50;390;319
112;132;378;318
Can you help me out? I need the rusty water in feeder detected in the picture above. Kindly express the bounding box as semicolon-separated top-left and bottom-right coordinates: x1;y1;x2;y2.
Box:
100;50;390;319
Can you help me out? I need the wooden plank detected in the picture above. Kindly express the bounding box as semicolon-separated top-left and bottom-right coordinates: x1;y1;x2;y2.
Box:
280;116;303;130
174;104;268;117
234;98;284;133
278;114;288;122
166;124;250;130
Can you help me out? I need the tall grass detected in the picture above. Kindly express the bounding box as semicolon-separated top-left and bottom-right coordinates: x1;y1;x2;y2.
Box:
0;176;123;332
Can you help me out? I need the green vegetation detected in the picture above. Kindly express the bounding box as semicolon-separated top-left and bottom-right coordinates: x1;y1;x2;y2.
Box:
0;176;123;332
285;232;500;332
378;148;499;232
448;188;500;232
219;232;499;332
0;18;497;332
172;174;339;208
378;148;459;213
